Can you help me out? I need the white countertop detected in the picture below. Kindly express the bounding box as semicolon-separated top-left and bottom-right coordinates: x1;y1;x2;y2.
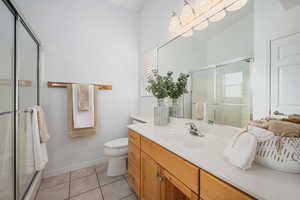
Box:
127;117;300;200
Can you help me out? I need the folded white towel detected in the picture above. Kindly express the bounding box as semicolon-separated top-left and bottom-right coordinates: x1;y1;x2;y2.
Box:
32;107;48;171
223;132;257;170
72;84;95;128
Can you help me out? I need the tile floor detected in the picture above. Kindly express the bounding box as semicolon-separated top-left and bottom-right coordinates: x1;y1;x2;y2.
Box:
35;165;137;200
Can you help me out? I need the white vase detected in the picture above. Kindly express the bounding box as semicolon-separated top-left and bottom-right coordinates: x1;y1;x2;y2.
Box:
154;98;169;126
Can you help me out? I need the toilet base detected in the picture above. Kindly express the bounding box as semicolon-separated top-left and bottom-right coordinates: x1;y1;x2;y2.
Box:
107;156;127;177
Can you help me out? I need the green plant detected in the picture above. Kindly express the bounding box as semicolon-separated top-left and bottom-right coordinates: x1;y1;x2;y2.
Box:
166;72;190;99
146;70;170;99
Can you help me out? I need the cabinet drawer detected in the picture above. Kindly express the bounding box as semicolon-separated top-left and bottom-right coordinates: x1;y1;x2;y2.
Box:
200;170;255;200
141;137;199;194
128;162;140;196
128;141;140;169
128;129;141;148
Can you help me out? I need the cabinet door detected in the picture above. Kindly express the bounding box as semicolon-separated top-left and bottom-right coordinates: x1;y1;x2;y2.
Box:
141;152;161;200
161;169;198;200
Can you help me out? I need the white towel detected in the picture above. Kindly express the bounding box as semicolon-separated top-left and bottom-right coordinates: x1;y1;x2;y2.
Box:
72;84;95;128
195;102;207;120
223;132;257;170
32;107;48;171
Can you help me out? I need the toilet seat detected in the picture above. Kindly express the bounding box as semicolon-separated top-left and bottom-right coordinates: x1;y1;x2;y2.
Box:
104;138;128;149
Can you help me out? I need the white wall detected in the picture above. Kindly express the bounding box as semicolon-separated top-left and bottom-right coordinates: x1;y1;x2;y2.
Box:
253;0;300;119
13;0;139;176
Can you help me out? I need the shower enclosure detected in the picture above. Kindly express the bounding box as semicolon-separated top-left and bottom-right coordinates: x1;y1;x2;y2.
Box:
0;0;40;199
191;58;252;128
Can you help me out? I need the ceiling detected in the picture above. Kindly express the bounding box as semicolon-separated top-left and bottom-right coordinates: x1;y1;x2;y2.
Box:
109;0;145;12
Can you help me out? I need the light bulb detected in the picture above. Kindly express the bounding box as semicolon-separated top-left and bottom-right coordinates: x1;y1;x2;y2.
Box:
195;20;209;31
182;29;193;37
168;12;182;34
195;0;210;15
209;9;226;22
180;0;195;26
226;0;248;12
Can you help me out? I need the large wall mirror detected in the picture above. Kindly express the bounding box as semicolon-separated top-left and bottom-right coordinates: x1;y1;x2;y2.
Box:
157;0;253;128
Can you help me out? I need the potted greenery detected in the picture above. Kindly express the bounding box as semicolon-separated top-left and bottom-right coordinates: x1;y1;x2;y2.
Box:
166;72;190;118
146;71;170;125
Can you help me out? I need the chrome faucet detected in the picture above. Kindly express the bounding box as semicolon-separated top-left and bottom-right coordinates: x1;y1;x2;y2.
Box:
186;122;204;137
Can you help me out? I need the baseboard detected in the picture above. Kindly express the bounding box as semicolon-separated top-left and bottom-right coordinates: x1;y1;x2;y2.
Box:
23;170;43;200
43;158;108;178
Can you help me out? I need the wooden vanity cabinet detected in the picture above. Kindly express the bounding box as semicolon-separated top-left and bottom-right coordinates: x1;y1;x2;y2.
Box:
140;151;198;200
200;171;255;200
128;129;141;197
128;129;255;200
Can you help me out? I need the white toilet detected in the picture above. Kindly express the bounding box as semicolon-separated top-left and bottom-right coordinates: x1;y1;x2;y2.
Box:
104;138;128;176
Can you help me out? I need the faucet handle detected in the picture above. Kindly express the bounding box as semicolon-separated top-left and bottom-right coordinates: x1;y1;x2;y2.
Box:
186;122;198;131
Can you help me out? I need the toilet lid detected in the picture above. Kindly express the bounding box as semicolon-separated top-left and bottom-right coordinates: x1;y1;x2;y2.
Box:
104;138;128;148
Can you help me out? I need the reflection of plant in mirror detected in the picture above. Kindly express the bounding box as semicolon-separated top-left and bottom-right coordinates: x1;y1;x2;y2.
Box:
167;72;190;99
146;70;170;99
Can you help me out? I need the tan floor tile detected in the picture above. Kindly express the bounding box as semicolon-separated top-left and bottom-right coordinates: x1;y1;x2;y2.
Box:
71;167;96;181
101;179;132;200
35;183;69;200
40;173;70;190
70;188;103;200
94;163;108;173
70;174;98;197
121;194;137;200
97;170;123;186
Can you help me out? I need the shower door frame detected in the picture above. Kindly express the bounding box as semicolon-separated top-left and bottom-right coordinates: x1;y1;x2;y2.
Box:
1;0;41;200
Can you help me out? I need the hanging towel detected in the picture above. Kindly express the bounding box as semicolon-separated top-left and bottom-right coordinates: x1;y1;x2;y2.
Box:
72;84;95;128
24;110;35;175
67;85;98;138
223;132;257;170
195;102;207;120
0;113;13;183
36;106;50;143
32;107;48;171
77;84;90;111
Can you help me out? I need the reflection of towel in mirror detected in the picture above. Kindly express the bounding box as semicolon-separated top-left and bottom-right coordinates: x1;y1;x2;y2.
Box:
77;84;90;111
32;107;48;171
195;103;206;120
224;132;257;170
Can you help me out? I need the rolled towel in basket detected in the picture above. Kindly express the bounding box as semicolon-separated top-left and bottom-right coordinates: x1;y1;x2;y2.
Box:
268;120;300;138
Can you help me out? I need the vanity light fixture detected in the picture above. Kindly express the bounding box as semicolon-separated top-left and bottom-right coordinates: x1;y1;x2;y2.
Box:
180;0;195;26
209;9;226;22
169;0;249;37
226;0;248;11
182;29;194;37
169;12;182;35
194;20;209;31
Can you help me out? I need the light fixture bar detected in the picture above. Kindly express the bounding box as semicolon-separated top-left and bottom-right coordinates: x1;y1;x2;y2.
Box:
169;0;248;38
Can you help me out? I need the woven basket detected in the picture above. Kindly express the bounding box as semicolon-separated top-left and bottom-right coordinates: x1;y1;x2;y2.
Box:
255;136;300;173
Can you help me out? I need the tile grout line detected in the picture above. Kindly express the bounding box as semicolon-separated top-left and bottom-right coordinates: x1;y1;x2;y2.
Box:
68;172;71;200
95;168;105;200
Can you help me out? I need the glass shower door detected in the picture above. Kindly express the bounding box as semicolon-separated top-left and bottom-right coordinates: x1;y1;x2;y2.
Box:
0;1;15;200
16;20;39;200
215;61;251;128
191;68;216;121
